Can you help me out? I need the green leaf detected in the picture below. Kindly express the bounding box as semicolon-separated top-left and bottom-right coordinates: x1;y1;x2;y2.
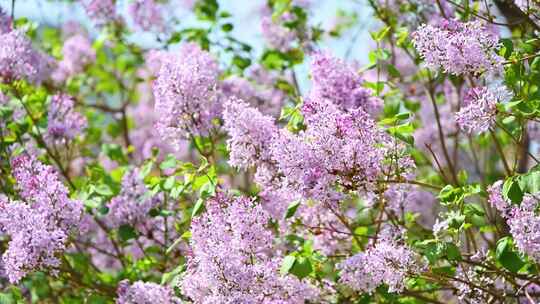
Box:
519;169;540;194
95;184;113;197
139;160;154;179
445;242;462;261
285;200;301;219
496;237;525;273
280;255;296;276
159;154;178;170
289;256;312;279
118;224;137;242
371;26;391;42
502;178;523;204
192;198;205;217
163;176;176;190
161;265;185;285
232;55;251;70
221;23;233;32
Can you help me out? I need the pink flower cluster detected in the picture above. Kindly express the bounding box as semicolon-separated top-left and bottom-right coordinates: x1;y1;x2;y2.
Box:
128;0;165;32
488;182;540;263
153;43;221;148
46;94;87;144
337;231;423;293
53;34;96;82
82;0;117;25
107;168;161;228
455;85;510;134
116;280;178;304
0;154;83;283
0;30;54;84
180;193;317;303
309;51;382;116
413;19;503;75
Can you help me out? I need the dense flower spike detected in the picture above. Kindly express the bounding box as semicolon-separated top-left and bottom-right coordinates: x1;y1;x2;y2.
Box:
153;43;220;148
0;199;68;283
180;193;317;303
53;34;95;82
221;73;286;117
309;51;382;116
337;232;423;293
116;280;178;304
223;98;278;169
272;98;389;201
455;86;509;134
413;19;503;75
0;154;83;283
46;94;87;144
0;30;53;84
82;0;117;25
0;7;12;34
261;12;297;52
107;169;160;228
128;0;165;32
3;1;540;303
488;182;540;263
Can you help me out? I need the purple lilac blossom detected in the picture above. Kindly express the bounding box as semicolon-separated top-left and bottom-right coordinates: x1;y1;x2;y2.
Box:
222;98;278;170
127;79;189;162
153;43;220;148
337;230;423;293
61;20;87;38
221;74;286;117
0;154;83;283
0;7;12;34
116;280;178;304
374;0;453;26
455;85;510;134
53;34;95;82
180;193;318;303
106;168;160;228
82;0;117;25
309;51;382;116
128;0;165;32
413;19;503;75
271;98;390;202
46;94;87;144
0;30;54;84
488;182;540;263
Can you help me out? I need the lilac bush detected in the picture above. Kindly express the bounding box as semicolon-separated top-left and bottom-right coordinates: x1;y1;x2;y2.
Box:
0;0;539;303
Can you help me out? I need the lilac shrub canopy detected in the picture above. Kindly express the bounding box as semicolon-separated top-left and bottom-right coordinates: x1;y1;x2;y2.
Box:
0;1;540;303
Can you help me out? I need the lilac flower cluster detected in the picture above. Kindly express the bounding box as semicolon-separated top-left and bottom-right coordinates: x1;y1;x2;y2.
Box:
180;193;317;303
453;264;497;303
488;182;540;263
273;98;391;201
221;70;286;117
53;34;95;82
223;98;278;170
116;280;178;304
261;12;297;52
222;53;413;235
0;154;83;283
128;0;165;32
0;7;12;34
0;30;53;84
153;43;220;148
337;232;423;293
46;94;87;144
107;168;160;228
309;51;382;116
455;85;509;134
413;19;503;75
82;0;117;25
